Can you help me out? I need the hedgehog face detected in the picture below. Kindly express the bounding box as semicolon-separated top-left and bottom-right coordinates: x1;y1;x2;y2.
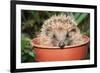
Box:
40;14;82;48
53;26;68;47
53;27;78;47
54;27;67;41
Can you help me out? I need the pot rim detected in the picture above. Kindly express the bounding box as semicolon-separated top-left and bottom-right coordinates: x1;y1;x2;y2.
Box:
31;35;90;49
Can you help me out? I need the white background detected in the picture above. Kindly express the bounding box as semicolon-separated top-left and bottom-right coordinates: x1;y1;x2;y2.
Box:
0;0;99;73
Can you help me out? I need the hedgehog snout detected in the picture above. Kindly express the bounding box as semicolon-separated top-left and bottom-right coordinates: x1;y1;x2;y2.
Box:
59;41;65;48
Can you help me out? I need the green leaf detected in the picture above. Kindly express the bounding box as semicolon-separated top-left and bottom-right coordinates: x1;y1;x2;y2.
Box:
74;13;81;20
75;13;88;25
21;34;31;50
28;51;35;57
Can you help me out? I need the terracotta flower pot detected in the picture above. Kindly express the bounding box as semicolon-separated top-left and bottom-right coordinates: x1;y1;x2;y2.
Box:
31;35;89;62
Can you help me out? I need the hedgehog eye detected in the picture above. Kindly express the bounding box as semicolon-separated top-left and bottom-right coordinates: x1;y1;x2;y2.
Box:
53;34;56;38
46;28;51;32
66;34;69;37
46;26;52;32
70;28;76;32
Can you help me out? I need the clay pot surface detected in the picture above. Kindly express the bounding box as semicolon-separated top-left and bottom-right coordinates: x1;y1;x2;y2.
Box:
31;35;89;62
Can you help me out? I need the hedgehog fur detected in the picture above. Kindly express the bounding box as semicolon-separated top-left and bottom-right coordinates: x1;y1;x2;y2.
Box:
38;14;85;47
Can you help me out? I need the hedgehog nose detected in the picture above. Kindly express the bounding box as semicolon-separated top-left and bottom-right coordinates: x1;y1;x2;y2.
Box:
59;41;65;48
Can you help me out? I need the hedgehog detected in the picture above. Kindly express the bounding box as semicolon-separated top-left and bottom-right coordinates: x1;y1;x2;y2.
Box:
38;14;85;48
